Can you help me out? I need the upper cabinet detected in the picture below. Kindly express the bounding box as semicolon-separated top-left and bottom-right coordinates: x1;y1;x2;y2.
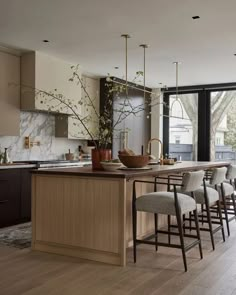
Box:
55;76;100;140
0;51;20;136
21;52;81;114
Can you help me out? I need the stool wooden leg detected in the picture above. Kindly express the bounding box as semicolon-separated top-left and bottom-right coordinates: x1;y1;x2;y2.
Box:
183;214;186;234
132;205;137;263
221;185;230;236
231;193;236;221
201;204;204;225
176;211;187;272
189;212;192;231
205;200;215;251
154;213;158;251
168;215;171;244
193;209;203;259
217;200;225;242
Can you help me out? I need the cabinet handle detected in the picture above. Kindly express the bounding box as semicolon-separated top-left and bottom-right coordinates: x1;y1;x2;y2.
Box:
0;200;8;204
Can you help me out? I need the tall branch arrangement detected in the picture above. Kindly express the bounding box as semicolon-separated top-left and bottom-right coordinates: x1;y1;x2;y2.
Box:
23;65;163;149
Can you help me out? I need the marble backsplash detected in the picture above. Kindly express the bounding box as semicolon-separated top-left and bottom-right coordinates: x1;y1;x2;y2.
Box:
0;112;85;161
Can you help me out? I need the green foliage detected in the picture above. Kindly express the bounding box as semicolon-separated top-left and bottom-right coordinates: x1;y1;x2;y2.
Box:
225;102;236;150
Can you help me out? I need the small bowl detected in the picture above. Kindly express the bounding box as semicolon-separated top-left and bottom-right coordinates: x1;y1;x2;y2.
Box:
118;155;149;168
100;161;123;171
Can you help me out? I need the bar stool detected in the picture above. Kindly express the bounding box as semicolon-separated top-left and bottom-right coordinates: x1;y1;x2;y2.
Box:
132;170;204;272
220;164;236;228
171;168;226;250
205;167;233;236
225;164;236;190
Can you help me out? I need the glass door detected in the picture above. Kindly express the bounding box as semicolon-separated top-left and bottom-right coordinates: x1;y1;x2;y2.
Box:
164;93;198;161
210;90;236;163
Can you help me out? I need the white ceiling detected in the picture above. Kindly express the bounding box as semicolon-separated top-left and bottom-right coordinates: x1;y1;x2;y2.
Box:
1;0;236;87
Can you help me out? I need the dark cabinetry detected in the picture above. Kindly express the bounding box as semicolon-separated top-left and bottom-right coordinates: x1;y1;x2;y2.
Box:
100;78;151;157
0;169;31;228
20;169;32;221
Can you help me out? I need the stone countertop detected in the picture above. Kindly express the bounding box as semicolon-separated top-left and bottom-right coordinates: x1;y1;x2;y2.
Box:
0;161;92;170
31;161;230;180
0;163;37;170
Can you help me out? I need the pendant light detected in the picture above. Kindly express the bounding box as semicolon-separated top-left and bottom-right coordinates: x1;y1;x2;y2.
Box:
139;44;149;101
121;34;131;98
139;44;150;118
170;61;184;119
120;34;131;149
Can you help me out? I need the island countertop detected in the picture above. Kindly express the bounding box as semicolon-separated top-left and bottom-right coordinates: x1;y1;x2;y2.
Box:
31;161;229;179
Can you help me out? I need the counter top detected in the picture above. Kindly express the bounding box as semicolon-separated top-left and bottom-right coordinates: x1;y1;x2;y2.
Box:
31;161;230;179
0;163;36;170
0;161;92;170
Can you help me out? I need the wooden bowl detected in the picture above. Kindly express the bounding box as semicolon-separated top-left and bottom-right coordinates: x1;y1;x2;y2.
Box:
118;155;149;168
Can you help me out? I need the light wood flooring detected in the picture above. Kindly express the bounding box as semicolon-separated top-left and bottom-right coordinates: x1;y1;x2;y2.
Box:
1;222;236;295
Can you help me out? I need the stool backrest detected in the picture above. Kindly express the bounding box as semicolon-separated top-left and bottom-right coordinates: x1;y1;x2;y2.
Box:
181;170;204;192
210;167;227;185
226;165;236;180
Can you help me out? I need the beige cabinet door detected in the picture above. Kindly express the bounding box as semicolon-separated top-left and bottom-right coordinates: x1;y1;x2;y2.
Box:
21;52;82;115
0;51;20;136
68;76;100;140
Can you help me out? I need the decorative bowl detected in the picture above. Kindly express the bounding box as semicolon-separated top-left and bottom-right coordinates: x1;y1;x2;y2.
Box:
118;155;149;168
100;161;123;171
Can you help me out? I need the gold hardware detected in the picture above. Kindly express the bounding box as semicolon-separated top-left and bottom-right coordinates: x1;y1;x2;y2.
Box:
24;136;40;149
147;138;164;165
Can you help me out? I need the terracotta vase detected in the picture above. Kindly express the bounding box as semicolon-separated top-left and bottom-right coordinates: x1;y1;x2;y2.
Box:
91;149;112;170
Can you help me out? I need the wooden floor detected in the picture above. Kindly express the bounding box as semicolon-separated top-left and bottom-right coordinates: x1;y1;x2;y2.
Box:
1;222;236;295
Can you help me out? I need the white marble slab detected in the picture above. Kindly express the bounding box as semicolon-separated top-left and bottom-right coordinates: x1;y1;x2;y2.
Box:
0;112;86;161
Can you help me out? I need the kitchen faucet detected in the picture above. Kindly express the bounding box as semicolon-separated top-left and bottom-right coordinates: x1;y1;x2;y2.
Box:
146;138;164;165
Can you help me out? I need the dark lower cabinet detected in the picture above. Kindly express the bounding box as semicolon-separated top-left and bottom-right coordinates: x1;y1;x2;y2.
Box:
20;169;32;221
0;168;31;228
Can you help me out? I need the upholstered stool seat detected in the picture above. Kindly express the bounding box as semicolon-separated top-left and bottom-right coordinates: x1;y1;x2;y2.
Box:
191;187;219;205
136;192;196;216
205;181;234;196
194;187;219;205
175;186;219;205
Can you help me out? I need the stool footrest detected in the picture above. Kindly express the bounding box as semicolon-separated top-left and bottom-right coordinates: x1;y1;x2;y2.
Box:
157;229;198;239
136;239;182;249
136;239;200;252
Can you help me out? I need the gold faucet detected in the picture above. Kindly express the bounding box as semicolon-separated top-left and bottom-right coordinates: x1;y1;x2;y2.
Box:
147;138;164;165
24;136;40;149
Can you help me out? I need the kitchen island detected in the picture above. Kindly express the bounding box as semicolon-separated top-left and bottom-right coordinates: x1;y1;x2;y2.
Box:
31;161;228;266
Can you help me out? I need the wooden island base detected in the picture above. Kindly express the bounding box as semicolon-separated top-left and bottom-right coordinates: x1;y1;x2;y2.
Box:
31;161;228;266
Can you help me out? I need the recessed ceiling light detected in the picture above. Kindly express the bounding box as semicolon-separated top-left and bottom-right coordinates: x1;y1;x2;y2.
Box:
192;16;200;20
43;40;49;43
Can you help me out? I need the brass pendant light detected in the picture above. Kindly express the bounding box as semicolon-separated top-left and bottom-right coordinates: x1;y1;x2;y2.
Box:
121;34;131;97
170;61;184;119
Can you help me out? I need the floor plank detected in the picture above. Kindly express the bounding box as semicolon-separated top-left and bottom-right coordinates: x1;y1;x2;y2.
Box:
0;223;236;295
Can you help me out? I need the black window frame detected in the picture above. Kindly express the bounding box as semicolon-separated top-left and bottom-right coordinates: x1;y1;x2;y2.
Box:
162;82;236;161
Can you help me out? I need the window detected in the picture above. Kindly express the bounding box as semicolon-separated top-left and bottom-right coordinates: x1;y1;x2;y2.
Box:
164;93;198;161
